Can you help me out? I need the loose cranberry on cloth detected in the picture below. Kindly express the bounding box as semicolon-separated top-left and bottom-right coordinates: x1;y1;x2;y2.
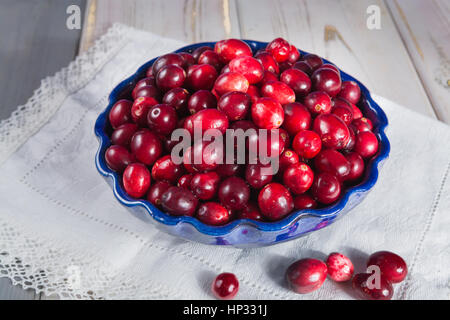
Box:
0;25;449;299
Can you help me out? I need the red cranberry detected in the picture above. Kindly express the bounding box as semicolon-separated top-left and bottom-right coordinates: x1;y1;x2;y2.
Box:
216;162;243;178
130;129;163;165
109;99;132;129
183;146;198;173
190;140;223;172
255;52;280;74
131;97;158;126
190;171;220;200
162;87;190;115
352;117;373;133
352;273;393;300
326;252;354;282
260;71;279;85
313;114;350;149
286;258;328;294
344;152;365;182
211;272;239;300
156;65;186;91
218;176;250;210
258;183;294;220
161;186;198;216
302;54;323;71
277;61;293;73
186;64;218;91
151;155;184;183
105;145;134;173
258;129;286;158
177;173;194;189
292;130;322;159
344;125;356;151
260;80;295;106
196;202;230;226
187;90;217;114
245;162;273;189
246;85;260;104
279;149;300;173
192;46;213;60
133;85;161;100
314;149;351;181
317;64;340;74
179;52;196;68
367;251;408;284
132;77;156;99
331;104;353;126
280;68;311;97
186;108;229;136
213;72;249;96
147;104;178;136
251;97;284;129
294;194;317;210
283;163;314;195
214;39;252;63
266;37;290;62
355;131;378;158
198;50;223;71
282;102;311;136
217;91;251;121
229;56;264;84
293;61;313;76
123;163;151;198
152;53;184;75
350;102;363;119
311;172;341;204
111;123;138;147
237;202;264;221
304;91;332;115
146;180;171;207
338;81;361;104
287;44;300;64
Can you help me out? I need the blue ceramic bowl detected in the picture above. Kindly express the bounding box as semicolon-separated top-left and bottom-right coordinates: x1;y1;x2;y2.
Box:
95;40;390;248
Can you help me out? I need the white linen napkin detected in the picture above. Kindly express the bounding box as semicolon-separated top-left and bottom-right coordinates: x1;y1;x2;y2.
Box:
0;24;448;300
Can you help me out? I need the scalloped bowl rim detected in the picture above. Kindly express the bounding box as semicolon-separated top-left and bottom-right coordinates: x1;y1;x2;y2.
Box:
94;40;390;237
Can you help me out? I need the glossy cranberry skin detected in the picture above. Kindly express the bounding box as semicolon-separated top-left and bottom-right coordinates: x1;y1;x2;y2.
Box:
187;90;217;114
345;152;365;181
313;114;350;149
186;64;218;91
130;129;163;165
190;171;220;200
229;56;264;84
251;97;284;129
260;80;295;106
123;163;151;198
355;131;378;158
332;104;354;125
183;146;198;173
197;202;230;226
326;252;354;282
294;194;317;210
218;176;250;210
212;272;239;300
214;39;252;63
350;102;363;119
131;97;158;126
217;91;251;121
338;81;361;104
161;186;198;216
283;163;314;195
260;71;279;85
177;173;194;189
304;91;332;115
286;258;328;294
367;251;408;283
147;104;178;136
190;140;223;172
280;68;311;97
287;44;300;64
302;54;323;71
266;37;290;62
151;155;184;183
279;149;300;173
314;149;351;181
179;52;196;68
344;125;356;151
246;85;260;104
292;130;322;159
255;52;280;74
146;180;171;207
311;172;341;204
245;163;273;189
282;102;311;136
318;64;340;74
258;183;294;221
109;99;132;129
156;65;186;92
186;108;229;135
352;117;373;133
111;123;138;147
352;273;393;300
198;50;223;71
133;85;161;100
192;46;213;60
229;120;259;153
152;53;184;76
258;129;286;158
237;202;264;221
293;61;313;76
162;87;190;114
105;145;134;172
214;72;249;96
132;77;156;99
216;162;243;178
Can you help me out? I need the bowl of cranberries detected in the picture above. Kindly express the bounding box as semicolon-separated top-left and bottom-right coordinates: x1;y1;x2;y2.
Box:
95;38;389;247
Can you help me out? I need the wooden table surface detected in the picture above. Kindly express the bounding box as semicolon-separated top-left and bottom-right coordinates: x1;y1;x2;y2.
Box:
0;0;449;300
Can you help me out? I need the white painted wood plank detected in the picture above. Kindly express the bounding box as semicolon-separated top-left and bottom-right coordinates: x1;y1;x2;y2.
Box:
236;0;436;119
386;0;450;123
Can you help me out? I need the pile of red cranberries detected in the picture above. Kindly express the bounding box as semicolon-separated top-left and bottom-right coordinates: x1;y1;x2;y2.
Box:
105;37;379;225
